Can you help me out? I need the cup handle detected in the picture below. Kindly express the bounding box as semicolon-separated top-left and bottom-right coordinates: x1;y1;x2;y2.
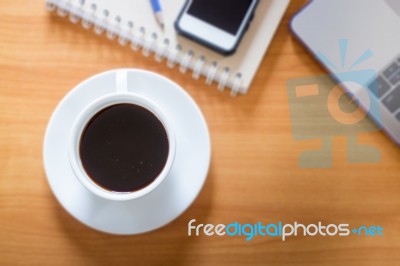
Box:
116;70;128;93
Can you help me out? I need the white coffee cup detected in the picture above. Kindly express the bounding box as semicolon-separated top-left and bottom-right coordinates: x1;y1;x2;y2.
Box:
68;70;176;201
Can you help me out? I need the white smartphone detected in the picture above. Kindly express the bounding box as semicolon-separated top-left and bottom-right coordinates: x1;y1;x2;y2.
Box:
175;0;259;55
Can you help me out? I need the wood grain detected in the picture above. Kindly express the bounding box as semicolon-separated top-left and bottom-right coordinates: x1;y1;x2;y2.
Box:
1;0;400;265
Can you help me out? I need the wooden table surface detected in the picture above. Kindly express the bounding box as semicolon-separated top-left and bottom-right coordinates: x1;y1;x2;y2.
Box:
1;0;400;265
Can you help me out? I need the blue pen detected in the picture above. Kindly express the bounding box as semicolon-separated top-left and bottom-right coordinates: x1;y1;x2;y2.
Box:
150;0;164;30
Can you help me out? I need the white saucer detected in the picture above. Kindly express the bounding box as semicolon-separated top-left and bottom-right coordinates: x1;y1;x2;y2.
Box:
43;69;211;235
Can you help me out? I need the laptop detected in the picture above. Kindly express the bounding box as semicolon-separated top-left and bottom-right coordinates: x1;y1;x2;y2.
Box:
291;0;400;145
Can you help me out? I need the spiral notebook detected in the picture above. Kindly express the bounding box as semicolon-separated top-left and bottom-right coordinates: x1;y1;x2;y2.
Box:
46;0;290;95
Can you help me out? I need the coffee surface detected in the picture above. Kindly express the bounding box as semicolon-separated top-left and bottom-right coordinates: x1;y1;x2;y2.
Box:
79;104;169;192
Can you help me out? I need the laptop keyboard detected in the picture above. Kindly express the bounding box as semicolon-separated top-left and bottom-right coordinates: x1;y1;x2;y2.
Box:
368;58;400;117
383;85;400;113
373;76;391;97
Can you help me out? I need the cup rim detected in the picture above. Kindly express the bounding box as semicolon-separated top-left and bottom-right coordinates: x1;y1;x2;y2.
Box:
68;92;176;201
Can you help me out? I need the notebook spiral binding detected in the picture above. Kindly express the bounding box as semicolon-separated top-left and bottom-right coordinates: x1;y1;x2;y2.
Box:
46;0;245;96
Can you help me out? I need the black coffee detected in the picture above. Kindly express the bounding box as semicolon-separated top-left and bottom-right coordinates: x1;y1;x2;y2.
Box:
79;104;169;192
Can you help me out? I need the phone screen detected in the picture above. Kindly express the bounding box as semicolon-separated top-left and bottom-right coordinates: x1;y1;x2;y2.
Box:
187;0;253;35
